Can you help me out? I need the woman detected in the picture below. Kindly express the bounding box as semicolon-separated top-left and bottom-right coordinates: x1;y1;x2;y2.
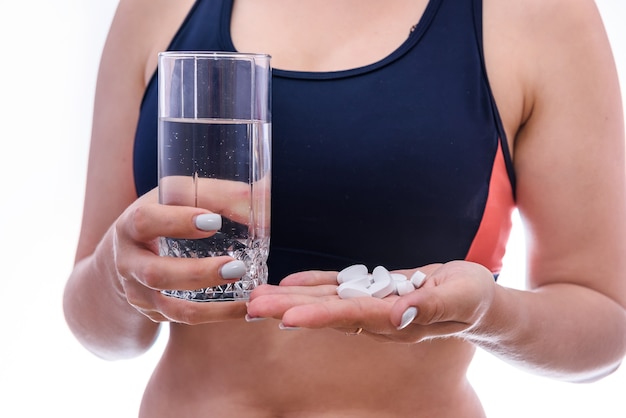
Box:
64;0;626;416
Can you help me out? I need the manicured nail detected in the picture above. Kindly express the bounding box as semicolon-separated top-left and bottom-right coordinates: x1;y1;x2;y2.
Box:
397;307;418;330
244;314;266;322
278;323;300;330
219;260;246;279
195;214;222;231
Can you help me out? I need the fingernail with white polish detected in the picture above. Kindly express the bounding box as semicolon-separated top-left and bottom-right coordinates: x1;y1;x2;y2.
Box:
195;214;222;231
397;307;418;330
220;260;246;279
245;314;266;322
278;323;301;330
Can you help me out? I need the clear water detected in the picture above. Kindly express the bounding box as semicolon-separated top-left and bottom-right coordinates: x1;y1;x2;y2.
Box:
158;118;270;301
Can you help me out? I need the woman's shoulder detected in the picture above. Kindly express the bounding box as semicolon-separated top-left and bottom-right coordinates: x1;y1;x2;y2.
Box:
485;0;604;39
107;0;197;84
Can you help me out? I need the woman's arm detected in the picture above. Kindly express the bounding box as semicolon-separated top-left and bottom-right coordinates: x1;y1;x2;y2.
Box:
63;0;161;360
63;0;245;361
476;0;626;381
396;0;626;382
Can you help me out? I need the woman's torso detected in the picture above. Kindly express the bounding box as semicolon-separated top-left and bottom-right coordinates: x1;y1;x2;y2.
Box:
134;0;516;282
134;0;520;416
143;320;483;417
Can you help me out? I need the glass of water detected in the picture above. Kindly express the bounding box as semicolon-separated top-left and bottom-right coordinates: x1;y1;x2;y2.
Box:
157;51;271;302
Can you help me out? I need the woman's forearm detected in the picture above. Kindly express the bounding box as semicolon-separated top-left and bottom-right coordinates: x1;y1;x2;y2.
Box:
465;281;626;382
63;229;161;360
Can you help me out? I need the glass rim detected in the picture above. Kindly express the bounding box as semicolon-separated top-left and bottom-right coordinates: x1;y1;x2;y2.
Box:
158;51;271;60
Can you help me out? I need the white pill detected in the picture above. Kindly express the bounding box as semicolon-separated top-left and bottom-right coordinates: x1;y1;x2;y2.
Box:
337;282;372;299
368;266;396;298
410;270;427;288
391;273;407;281
337;275;371;291
337;264;369;284
372;266;391;282
395;280;416;296
369;279;396;298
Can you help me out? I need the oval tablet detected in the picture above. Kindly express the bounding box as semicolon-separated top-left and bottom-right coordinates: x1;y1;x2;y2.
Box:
337;264;369;284
391;273;408;281
337;282;372;299
369;267;395;298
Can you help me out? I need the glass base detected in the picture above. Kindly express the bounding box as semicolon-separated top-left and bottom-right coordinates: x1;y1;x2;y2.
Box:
161;280;258;302
159;234;267;302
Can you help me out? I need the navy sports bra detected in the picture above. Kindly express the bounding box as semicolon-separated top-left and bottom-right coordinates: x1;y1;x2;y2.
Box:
134;0;516;284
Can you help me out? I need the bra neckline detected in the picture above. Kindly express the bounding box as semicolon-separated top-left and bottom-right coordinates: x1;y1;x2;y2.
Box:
219;0;442;80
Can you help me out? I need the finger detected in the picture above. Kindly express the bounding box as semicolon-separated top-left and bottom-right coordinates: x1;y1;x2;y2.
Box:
280;297;395;332
130;253;243;291
131;302;170;323
392;288;449;327
161;176;270;227
155;296;248;325
120;202;221;244
251;283;338;298
279;270;339;286
391;284;483;332
122;268;248;324
390;262;492;328
198;175;271;228
247;287;339;319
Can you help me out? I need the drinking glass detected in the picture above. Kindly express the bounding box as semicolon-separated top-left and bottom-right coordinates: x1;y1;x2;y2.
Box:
158;51;271;301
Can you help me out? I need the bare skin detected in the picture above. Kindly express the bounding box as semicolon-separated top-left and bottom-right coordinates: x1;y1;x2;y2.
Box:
63;0;626;417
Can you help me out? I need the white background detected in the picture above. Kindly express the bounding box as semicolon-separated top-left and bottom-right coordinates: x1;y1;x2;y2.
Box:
0;1;624;417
